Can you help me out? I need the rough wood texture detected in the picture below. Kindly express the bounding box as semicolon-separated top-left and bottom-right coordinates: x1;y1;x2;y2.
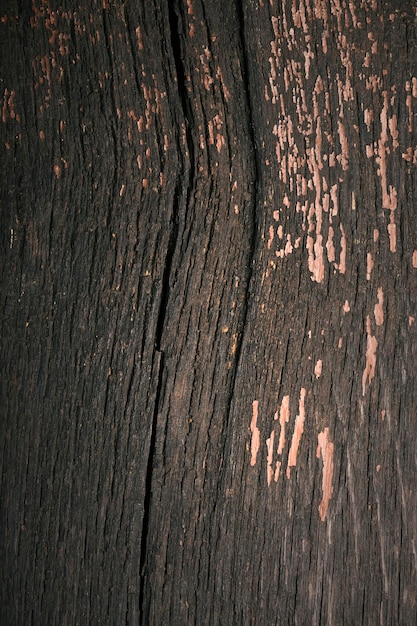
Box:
1;1;416;624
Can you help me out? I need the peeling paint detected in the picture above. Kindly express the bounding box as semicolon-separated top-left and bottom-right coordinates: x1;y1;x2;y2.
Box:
287;388;306;478
266;431;275;485
366;252;374;280
338;224;346;274
267;224;274;249
261;0;412;339
314;359;323;378
374;287;384;326
362;315;378;395
135;26;144;51
2;88;20;123
326;226;335;262
277;395;290;455
274;460;281;482
250;400;260;466
337;120;349;170
387;221;396;252
316;427;334;522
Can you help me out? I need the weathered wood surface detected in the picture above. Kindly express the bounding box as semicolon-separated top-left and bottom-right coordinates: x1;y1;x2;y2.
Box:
1;1;417;624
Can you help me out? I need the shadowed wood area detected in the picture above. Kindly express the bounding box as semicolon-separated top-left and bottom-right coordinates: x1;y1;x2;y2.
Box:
1;1;417;624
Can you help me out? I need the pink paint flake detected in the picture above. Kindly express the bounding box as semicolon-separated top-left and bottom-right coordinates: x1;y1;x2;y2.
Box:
307;234;324;283
135;26;144;50
366;252;374;280
387;220;396;253
338;224;346;274
266;431;275;486
364;108;373;130
366;144;374;159
274;460;281;482
388;115;399;149
277;395;290;455
250;400;260;466
306;182;325;282
330;184;339;217
402;147;417;163
303;45;314;80
412;251;417;268
316;427;334;522
376;92;398;213
267;225;275;249
406;90;412;132
362;315;378;395
284;234;293;256
314;359;323;378
216;133;225;153
326;226;335;262
287;388;306;478
374;287;384;326
337;120;349;170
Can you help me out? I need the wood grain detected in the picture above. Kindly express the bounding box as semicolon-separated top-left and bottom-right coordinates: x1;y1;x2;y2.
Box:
1;1;416;624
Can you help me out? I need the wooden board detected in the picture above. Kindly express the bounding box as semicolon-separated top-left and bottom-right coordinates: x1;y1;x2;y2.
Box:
1;1;417;624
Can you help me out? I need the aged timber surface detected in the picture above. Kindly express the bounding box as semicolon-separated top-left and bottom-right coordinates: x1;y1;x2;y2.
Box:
1;1;417;625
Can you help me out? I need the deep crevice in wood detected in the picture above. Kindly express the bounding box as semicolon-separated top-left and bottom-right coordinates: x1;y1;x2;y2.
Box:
167;0;195;190
223;0;259;400
154;0;195;353
3;2;417;623
139;3;197;621
153;182;181;352
139;349;163;626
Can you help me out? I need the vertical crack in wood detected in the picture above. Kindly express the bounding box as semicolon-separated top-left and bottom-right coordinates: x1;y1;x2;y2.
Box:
139;349;162;625
153;183;180;351
167;0;195;207
139;3;195;623
222;1;259;412
154;0;194;352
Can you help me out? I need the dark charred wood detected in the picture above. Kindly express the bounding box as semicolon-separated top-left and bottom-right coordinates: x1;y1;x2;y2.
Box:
1;1;417;624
